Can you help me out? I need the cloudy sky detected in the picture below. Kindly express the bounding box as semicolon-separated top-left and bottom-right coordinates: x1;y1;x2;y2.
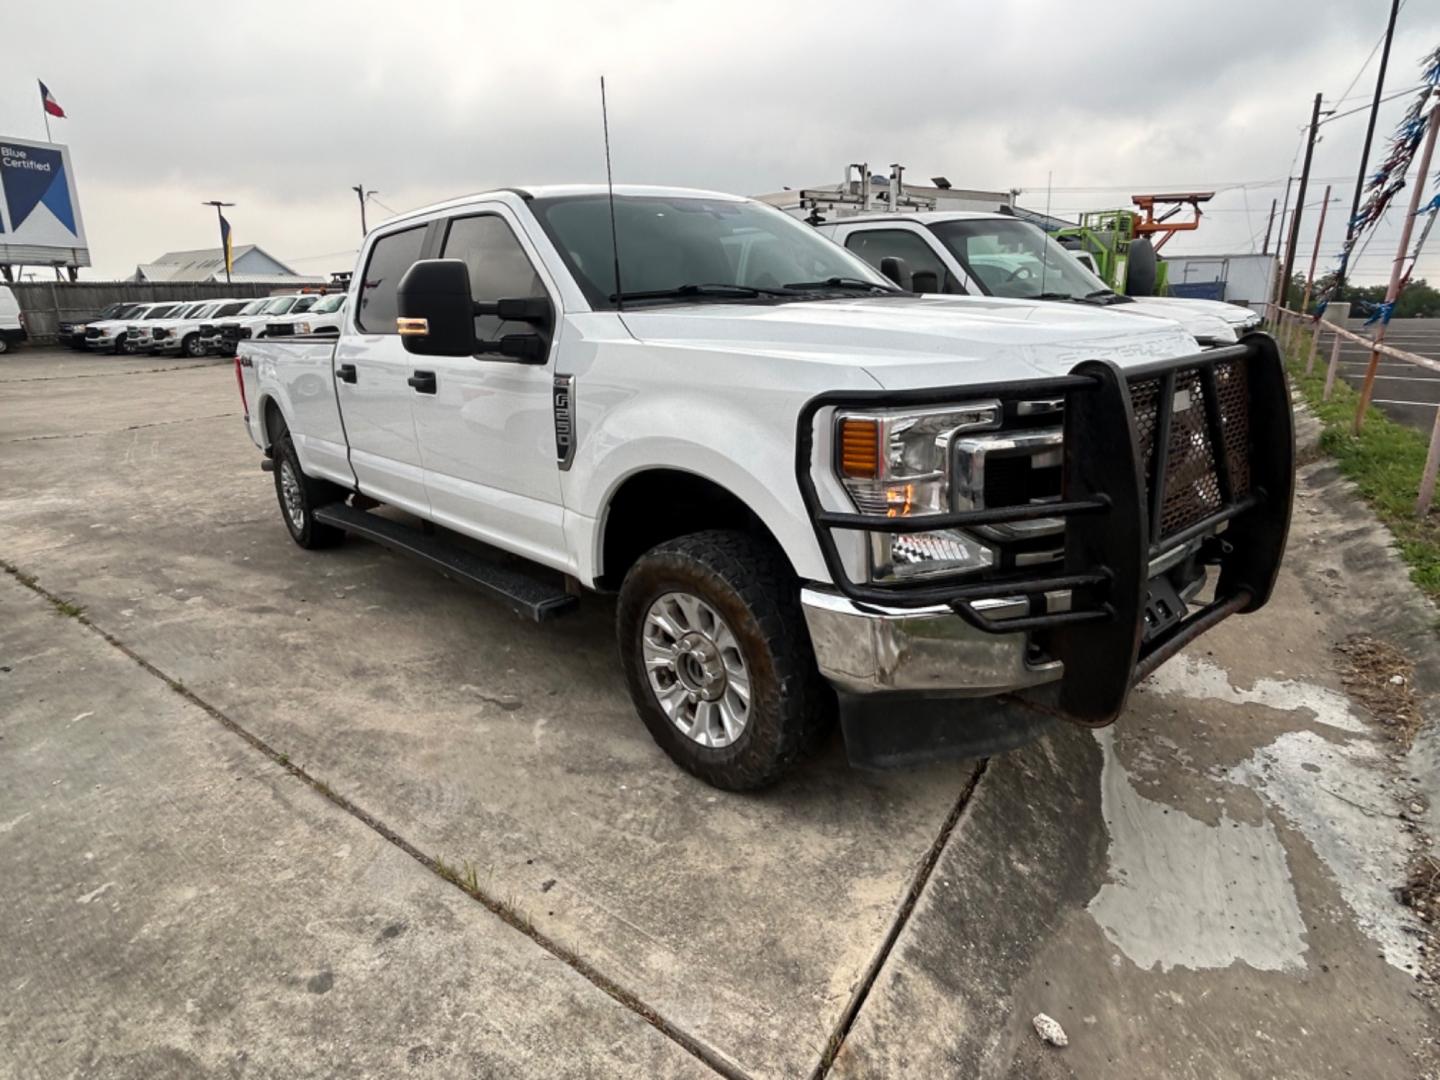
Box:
8;0;1440;284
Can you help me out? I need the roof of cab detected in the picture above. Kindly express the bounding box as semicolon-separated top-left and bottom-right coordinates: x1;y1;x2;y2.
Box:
829;210;1011;227
376;184;749;231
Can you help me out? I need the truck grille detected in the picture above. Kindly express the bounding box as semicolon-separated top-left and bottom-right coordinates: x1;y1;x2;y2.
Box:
1129;358;1250;542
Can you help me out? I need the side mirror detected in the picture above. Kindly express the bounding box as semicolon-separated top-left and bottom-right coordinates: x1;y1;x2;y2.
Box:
397;259;475;356
879;256;912;290
910;269;939;294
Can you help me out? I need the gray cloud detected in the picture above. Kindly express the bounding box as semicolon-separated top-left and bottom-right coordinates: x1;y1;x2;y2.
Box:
11;0;1439;282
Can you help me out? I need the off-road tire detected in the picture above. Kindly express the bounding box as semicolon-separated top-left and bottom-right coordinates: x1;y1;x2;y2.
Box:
617;529;830;790
272;426;346;550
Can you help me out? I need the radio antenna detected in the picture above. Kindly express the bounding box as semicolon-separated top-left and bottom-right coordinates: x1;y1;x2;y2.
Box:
601;76;623;311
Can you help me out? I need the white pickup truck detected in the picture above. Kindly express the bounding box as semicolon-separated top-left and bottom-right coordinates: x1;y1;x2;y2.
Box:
237;184;1293;789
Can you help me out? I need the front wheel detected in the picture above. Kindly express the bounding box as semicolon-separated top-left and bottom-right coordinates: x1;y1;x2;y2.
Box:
617;530;829;790
182;333;205;357
0;337;9;355
272;430;346;550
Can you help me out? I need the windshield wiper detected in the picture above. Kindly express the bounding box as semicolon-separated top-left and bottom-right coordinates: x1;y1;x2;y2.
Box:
610;282;798;302
1081;288;1131;305
783;277;898;293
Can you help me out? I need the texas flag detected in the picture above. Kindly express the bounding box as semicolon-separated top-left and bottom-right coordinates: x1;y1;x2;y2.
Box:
39;81;66;119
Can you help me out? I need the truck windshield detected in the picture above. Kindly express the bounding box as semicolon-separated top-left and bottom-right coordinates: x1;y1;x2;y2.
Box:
928;219;1113;302
238;299;268;316
261;296;298;314
529;193;896;308
309;293;346;314
144;305;179;319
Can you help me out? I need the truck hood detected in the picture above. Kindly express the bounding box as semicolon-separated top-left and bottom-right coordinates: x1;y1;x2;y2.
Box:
1135;295;1262;329
1111;298;1236;343
618;295;1200;390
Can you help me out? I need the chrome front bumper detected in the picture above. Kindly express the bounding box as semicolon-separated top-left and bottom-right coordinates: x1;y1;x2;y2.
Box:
800;587;1062;697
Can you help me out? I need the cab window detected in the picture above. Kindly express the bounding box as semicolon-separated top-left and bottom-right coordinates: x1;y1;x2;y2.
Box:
440;214;546;342
358;225;427;334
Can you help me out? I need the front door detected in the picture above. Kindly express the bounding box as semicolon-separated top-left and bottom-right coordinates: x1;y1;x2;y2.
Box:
410;207;569;571
337;223;431;516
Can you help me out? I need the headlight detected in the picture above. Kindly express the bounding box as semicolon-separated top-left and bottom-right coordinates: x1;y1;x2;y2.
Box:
833;402;1001;581
296;321;312;334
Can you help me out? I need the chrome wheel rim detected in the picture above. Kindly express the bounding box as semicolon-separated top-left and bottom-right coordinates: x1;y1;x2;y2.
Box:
279;460;305;531
643;591;751;748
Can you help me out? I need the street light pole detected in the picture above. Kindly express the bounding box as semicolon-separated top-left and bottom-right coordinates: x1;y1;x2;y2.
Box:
201;199;236;284
352;185;375;237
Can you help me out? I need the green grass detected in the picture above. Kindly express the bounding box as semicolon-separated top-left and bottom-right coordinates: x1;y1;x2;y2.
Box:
1284;336;1440;604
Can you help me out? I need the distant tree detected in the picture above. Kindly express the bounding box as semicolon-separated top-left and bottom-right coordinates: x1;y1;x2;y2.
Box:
1288;272;1439;318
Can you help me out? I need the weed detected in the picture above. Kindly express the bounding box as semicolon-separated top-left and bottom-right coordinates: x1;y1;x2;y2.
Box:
1286;348;1440;606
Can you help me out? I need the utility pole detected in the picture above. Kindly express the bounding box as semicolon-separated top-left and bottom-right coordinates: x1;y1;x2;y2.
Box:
352;185;375;237
1337;0;1401;295
1300;184;1333;314
1280;93;1323;312
1269;175;1294;312
1261;197;1277;254
200;200;236;284
1354;104;1440;434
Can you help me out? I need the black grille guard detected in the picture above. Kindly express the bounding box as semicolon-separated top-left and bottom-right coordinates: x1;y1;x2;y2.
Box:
794;332;1294;725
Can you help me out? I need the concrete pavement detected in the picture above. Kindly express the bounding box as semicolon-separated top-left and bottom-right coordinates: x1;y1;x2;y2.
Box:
2;347;1436;1078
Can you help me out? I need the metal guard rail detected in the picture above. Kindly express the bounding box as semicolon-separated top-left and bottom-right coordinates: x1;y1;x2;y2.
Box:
793;332;1295;724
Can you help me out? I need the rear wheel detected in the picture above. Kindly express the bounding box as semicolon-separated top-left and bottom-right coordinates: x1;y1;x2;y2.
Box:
272;426;346;550
617;530;829;790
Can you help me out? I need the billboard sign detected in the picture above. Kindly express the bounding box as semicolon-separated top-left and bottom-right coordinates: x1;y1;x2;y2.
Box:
0;136;90;268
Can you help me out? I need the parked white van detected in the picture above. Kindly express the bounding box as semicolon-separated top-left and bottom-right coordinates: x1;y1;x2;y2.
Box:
0;284;26;354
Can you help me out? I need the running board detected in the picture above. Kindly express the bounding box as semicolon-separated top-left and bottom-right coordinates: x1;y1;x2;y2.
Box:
314;502;579;622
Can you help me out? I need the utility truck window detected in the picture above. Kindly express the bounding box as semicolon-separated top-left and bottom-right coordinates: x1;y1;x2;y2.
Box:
844;229;951;291
529;193;894;308
929;218;1108;301
358;226;426;333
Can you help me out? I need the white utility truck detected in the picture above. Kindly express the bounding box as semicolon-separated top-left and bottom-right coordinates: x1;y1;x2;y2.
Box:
237;185;1293;790
819;211;1261;343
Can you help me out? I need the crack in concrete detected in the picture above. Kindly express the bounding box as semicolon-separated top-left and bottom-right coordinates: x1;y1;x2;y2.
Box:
4;412;240;444
0;360;223;384
0;559;750;1080
809;757;989;1080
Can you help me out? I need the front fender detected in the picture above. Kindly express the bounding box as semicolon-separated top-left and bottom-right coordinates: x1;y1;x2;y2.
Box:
565;391;830;585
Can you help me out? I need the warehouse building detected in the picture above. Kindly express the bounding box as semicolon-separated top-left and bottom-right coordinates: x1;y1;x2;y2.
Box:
129;244;321;284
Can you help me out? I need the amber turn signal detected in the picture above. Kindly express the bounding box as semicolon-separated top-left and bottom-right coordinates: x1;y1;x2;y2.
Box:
838;417;881;478
396;317;430;336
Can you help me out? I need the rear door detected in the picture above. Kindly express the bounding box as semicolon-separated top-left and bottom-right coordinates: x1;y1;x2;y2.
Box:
410;206;568;568
334;223;432;516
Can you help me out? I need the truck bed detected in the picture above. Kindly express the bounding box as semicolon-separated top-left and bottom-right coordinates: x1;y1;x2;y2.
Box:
238;336;354;490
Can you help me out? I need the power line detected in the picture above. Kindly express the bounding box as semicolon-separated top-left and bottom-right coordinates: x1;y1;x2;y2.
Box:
1320;84;1422;126
1328;0;1405;107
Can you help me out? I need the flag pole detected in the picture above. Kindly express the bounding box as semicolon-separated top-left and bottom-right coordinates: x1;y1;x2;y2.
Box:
43;108;50;143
